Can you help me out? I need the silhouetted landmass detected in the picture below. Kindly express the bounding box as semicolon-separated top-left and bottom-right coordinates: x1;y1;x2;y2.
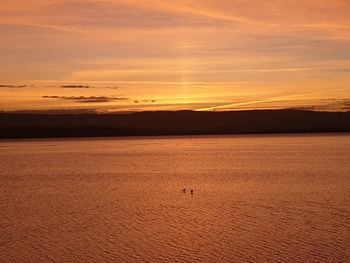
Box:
0;110;349;139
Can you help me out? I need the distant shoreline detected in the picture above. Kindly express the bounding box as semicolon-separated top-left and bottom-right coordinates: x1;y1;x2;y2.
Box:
1;132;350;143
0;130;350;141
1;110;349;139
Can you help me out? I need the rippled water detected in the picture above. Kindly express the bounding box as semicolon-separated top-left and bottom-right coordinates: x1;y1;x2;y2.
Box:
0;134;349;262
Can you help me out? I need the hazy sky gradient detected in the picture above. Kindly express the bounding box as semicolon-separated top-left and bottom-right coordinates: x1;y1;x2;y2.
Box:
1;0;350;112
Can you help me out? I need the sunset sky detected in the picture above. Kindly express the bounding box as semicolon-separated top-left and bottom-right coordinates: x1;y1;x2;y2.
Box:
1;0;350;112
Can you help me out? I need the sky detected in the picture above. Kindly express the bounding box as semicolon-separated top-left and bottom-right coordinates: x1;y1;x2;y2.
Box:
1;0;350;112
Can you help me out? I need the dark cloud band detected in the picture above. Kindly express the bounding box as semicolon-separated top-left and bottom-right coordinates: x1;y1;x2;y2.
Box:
42;96;129;103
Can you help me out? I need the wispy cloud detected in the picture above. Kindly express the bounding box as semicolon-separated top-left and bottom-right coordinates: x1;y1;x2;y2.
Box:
134;99;157;104
0;84;26;88
4;108;100;114
59;85;120;90
60;85;91;89
42;96;129;103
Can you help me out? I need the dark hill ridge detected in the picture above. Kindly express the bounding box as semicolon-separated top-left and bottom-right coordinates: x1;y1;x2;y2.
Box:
0;110;349;138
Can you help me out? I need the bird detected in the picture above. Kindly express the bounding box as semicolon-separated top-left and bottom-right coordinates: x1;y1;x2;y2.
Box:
182;188;186;193
190;189;194;195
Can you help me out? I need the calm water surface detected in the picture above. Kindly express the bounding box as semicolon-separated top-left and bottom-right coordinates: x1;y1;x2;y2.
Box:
0;134;349;262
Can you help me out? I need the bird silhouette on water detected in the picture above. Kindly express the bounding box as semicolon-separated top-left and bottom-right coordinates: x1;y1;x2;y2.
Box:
181;188;194;194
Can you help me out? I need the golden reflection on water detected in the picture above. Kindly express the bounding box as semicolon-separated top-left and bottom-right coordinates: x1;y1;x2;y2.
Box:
0;134;349;262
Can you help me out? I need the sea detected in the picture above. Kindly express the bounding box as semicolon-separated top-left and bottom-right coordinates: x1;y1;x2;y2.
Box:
0;134;349;262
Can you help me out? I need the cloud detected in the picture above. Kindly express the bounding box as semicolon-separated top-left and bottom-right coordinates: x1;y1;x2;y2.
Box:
133;99;157;104
42;95;129;103
3;108;100;114
326;99;350;111
0;84;26;88
287;99;350;112
59;85;120;90
340;103;350;111
60;85;91;89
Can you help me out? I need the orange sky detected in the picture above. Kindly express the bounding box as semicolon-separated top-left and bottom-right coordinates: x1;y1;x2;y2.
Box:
1;0;350;112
